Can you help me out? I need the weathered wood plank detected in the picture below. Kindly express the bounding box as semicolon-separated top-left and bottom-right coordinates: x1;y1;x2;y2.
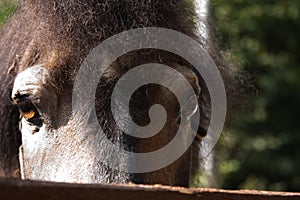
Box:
0;179;299;200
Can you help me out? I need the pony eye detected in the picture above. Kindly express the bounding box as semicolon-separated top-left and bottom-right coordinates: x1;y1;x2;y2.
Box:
17;100;42;126
21;109;36;120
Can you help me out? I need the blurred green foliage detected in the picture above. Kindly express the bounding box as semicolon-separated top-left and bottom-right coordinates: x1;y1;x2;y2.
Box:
0;0;16;27
212;0;300;192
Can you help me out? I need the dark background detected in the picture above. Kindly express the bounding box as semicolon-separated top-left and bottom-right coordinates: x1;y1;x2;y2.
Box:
210;0;300;192
1;0;299;192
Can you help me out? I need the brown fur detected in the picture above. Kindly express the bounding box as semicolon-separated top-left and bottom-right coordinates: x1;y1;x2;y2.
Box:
0;0;236;185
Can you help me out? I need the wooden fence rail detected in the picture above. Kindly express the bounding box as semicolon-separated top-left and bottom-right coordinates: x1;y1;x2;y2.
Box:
0;179;299;200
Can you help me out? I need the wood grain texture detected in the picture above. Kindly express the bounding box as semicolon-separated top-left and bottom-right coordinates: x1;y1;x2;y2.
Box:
0;179;299;200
